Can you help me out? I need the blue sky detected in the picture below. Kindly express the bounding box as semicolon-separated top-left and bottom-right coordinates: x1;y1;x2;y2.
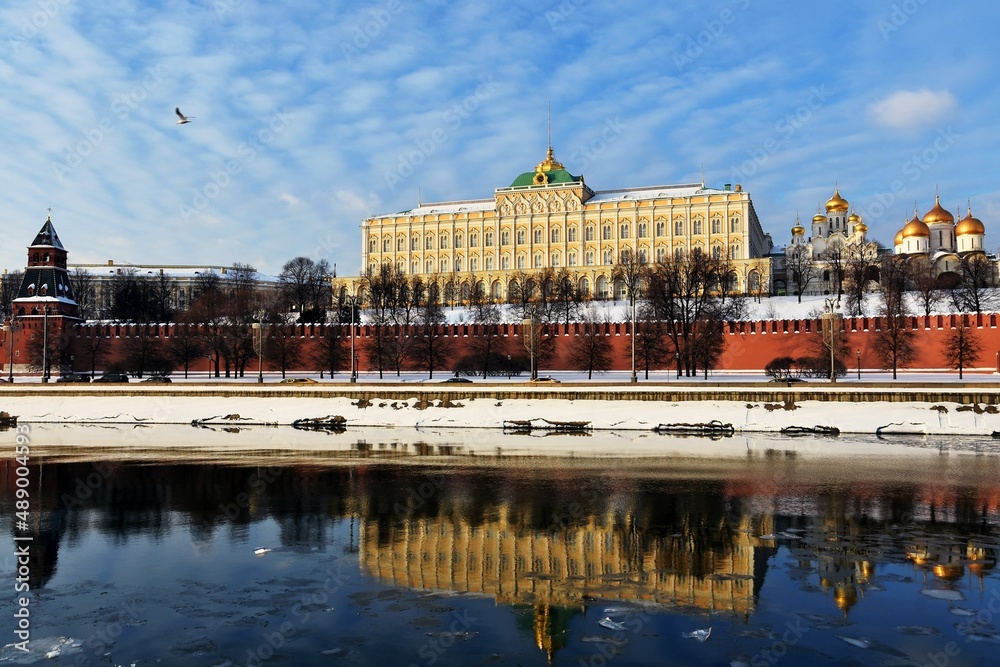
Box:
1;0;997;278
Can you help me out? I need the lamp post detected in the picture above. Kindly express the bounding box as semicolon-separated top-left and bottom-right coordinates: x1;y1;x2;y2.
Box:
823;298;839;383
42;306;49;383
4;318;18;383
507;354;511;380
857;349;861;380
629;290;637;384
675;351;680;379
522;308;536;381
253;309;266;384
349;294;358;383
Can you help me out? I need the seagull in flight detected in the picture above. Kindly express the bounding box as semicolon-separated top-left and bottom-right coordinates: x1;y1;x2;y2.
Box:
175;107;195;124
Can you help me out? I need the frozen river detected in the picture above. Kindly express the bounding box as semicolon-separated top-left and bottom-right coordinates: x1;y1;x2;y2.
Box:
1;425;999;665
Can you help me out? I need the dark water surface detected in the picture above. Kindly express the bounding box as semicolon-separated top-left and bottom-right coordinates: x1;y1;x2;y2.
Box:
2;427;1000;666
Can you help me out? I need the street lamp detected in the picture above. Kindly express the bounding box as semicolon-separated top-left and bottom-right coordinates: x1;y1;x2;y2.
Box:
857;349;861;380
507;354;511;380
253;309;266;384
349;293;358;383
629;288;637;384
41;306;49;383
823;298;840;383
675;351;680;379
522;308;536;381
4;318;19;383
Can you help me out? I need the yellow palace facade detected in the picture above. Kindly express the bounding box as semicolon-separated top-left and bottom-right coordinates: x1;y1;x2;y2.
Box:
355;147;773;302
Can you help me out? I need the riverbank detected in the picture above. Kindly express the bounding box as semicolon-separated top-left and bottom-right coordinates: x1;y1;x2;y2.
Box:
4;383;1000;435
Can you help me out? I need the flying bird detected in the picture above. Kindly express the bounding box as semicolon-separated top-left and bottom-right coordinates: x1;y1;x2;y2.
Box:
175;107;195;124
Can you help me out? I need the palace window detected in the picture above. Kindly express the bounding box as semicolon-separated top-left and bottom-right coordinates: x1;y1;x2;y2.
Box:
397;237;404;252
638;249;648;263
693;219;703;234
551;228;560;243
485;256;493;270
534;228;542;244
470;257;478;272
602;225;612;240
517;255;525;269
712;218;721;234
455;257;463;272
485;231;494;247
567;227;577;242
638;222;648;238
619;223;629;239
730;246;740;259
411;236;419;251
425;260;433;273
551;253;560;267
712;245;721;259
656;221;665;237
368;238;376;253
425;235;434;250
585;251;594;266
533;253;543;268
603;249;614;265
586;226;595;241
730;217;739;233
674;247;684;260
440;235;449;249
674;220;683;235
455;234;463;248
441;259;449;272
501;230;509;245
411;261;418;274
501;255;510;270
568;252;577;267
657;247;666;262
517;229;526;244
470;232;478;247
383;238;391;252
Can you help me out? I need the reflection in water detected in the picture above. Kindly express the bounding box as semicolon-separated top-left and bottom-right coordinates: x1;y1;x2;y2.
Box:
2;431;1000;665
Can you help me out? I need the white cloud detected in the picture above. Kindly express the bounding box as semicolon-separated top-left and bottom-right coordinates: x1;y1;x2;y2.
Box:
279;193;300;207
868;89;958;131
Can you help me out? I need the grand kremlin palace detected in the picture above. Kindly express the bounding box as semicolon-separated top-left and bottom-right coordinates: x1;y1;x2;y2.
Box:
353;147;773;302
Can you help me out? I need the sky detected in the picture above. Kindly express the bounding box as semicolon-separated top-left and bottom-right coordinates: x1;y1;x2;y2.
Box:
1;0;998;279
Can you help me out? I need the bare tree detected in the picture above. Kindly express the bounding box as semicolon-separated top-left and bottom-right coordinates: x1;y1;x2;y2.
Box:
872;257;915;379
843;241;882;317
905;255;942;317
568;306;613;380
823;242;846;299
278;257;333;321
943;318;983;380
312;324;349;378
408;284;453;379
265;324;303;379
69;268;96;320
951;254;996;314
785;246;817;303
1;270;24;319
164;321;204;379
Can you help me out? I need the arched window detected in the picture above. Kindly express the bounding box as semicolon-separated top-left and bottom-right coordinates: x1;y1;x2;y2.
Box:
730;217;739;233
533;253;543;268
551;253;560;267
656;221;665;237
711;218;721;234
470;257;478;272
568;252;577;266
603;249;614;265
638;222;648;238
602;225;612;240
368;238;377;253
501;255;510;270
383;238;391;252
396;237;404;252
712;245;721;259
455;234;463;249
516;254;525;269
619;223;629;239
455;257;463;272
470;232;478;247
567;227;577;242
693;219;703;235
485;256;493;270
516;229;526;244
501;230;510;245
674;220;683;235
586;226;595;241
411;236;419;251
440;235;449;250
533;228;542;243
551;228;560;243
425;235;434;250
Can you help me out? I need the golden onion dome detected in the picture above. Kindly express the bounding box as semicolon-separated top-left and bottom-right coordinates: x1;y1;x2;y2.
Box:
923;195;955;224
894;229;904;246
792;216;805;236
855;221;868;234
825;188;849;212
932;563;964;581
956;206;985;236
848;209;861;223
901;212;930;239
812;211;827;223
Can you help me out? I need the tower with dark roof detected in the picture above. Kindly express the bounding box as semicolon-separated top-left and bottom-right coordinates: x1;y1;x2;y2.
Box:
8;214;81;379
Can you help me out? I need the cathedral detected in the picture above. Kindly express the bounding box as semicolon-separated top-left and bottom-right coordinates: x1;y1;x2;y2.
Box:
893;194;987;280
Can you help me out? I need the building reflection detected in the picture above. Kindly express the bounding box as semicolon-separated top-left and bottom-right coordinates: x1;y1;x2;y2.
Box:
2;452;999;659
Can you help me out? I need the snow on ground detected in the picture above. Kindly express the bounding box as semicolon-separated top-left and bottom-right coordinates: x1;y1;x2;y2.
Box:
5;381;1000;436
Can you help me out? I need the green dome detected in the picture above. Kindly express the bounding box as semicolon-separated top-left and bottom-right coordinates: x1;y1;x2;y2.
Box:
510;168;581;188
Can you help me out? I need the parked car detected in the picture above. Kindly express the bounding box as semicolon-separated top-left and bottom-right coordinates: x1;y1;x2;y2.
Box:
442;377;473;383
528;376;561;384
141;376;172;384
94;373;129;383
56;374;91;383
279;378;318;384
767;377;807;384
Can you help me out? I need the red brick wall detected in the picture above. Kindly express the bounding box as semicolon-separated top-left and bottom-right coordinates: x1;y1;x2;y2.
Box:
12;315;989;376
